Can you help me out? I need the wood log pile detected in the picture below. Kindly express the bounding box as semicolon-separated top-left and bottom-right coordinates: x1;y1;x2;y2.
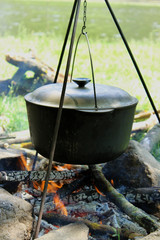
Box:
0;50;67;95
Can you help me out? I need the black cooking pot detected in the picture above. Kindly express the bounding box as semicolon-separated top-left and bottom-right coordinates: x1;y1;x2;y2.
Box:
24;78;138;165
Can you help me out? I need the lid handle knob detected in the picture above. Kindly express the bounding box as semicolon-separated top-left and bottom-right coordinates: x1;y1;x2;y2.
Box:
72;78;91;88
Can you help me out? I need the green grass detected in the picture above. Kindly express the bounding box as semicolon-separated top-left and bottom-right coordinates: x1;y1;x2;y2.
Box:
1;36;160;132
0;93;28;132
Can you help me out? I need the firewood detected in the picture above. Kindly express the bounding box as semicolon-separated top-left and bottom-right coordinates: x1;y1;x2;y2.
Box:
132;114;158;132
57;171;91;198
66;189;100;203
5;51;65;83
42;211;142;239
122;187;160;205
140;124;160;152
121;187;160;217
0;130;30;148
0;170;78;182
17;148;44;161
89;165;160;233
134;110;160;121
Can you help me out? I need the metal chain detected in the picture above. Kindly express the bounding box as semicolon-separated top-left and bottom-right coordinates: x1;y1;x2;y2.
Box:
82;0;87;34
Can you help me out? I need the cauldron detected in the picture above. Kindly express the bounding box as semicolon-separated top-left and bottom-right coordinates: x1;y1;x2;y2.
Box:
24;78;138;165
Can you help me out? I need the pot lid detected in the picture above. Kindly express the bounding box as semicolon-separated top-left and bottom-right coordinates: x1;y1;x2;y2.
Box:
25;78;138;110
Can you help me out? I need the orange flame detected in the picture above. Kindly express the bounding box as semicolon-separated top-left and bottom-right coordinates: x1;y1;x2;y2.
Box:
54;194;68;216
33;180;63;193
94;185;105;196
54;164;72;171
18;154;31;171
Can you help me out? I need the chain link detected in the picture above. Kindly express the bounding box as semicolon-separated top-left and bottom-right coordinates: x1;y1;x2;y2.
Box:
82;0;87;34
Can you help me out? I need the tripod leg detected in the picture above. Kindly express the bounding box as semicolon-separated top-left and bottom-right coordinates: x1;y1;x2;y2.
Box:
104;0;160;123
54;0;78;83
33;0;81;239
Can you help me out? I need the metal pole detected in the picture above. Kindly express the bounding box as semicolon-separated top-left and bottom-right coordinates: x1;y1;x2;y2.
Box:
104;0;160;123
33;0;81;238
54;0;78;83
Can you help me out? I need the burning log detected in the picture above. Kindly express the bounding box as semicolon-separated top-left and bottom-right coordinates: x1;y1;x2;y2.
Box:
89;165;160;234
17;148;45;161
41;211;142;239
0;169;78;182
57;171;91;198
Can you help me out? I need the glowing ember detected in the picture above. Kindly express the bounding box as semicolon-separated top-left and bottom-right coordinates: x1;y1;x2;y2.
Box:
94;185;105;197
111;179;114;186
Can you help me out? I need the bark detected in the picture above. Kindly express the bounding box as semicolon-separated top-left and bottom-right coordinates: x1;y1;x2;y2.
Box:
89;165;160;233
0;170;78;182
0;130;30;148
132;114;158;132
134;110;160;121
5;52;65;83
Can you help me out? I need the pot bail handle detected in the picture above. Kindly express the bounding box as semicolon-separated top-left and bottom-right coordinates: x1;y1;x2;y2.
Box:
70;32;98;110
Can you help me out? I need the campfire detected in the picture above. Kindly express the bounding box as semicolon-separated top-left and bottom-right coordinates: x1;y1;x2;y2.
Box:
1;0;160;239
0;123;160;240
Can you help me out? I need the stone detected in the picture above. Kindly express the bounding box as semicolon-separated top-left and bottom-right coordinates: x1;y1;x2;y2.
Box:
0;187;33;240
37;223;89;240
103;140;160;188
141;229;160;240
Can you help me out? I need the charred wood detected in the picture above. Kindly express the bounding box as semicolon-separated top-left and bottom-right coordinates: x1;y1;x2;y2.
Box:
89;165;160;233
122;187;160;205
0;170;78;182
41;211;141;239
66;189;100;204
122;187;160;217
57;170;91;198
